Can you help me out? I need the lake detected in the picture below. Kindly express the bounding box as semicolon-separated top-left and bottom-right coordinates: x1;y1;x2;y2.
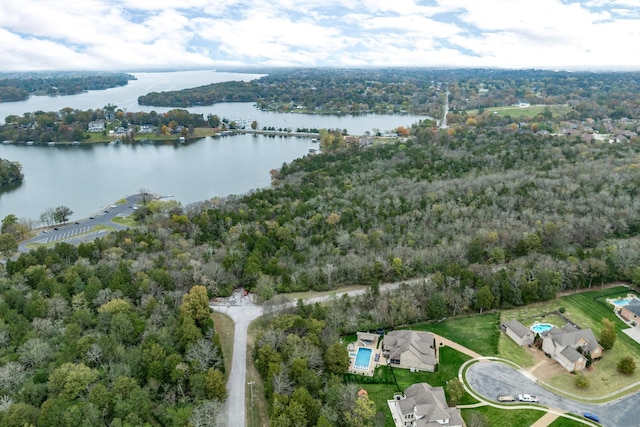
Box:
0;70;429;222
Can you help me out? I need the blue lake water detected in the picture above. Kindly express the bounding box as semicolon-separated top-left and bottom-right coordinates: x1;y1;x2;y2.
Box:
0;70;429;222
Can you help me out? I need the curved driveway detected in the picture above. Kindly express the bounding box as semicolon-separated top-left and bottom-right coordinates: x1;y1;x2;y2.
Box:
465;360;640;427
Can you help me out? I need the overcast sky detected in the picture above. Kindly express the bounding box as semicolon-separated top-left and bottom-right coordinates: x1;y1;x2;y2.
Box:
1;0;639;72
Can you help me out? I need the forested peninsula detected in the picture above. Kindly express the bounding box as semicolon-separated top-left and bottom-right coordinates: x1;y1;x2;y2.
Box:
0;158;23;187
0;72;135;103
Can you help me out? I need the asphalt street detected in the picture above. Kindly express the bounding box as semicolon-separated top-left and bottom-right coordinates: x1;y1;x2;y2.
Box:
466;361;640;427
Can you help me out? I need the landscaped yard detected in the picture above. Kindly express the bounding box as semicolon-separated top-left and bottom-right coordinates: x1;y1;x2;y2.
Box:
502;286;640;399
349;346;476;427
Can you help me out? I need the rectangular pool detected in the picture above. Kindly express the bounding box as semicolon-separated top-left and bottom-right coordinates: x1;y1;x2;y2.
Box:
354;347;372;370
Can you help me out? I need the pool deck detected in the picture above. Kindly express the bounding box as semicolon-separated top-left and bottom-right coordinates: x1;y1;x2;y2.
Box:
348;335;383;376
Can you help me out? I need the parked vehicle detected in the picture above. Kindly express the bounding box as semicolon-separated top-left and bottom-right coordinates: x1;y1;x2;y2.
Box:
583;412;600;422
497;394;516;402
518;394;538;402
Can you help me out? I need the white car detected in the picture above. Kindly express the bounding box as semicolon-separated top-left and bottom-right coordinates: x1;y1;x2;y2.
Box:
518;394;538;402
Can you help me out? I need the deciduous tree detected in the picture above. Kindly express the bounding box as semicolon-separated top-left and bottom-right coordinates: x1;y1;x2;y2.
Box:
617;356;636;375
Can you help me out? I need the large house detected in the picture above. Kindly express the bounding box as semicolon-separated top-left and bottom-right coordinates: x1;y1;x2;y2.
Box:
541;325;602;372
389;383;465;427
383;331;437;372
87;120;105;132
501;319;535;346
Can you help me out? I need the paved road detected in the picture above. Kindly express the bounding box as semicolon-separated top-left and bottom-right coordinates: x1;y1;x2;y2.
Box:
466;360;640;426
210;279;640;427
210;279;425;427
18;194;140;252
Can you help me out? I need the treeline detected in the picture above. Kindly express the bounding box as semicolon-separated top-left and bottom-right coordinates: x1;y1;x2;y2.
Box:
0;72;135;103
0;158;23;187
137;68;640;118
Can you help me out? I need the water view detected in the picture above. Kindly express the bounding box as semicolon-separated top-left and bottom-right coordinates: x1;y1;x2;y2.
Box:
0;70;429;222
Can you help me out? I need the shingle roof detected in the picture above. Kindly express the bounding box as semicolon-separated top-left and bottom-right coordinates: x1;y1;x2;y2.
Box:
505;319;530;338
384;331;437;366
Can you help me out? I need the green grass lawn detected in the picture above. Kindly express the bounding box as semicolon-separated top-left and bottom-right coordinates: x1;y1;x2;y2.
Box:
111;216;137;227
466;104;572;119
461;406;544;427
497;332;536;367
415;312;501;356
548;415;594;427
502;286;640;399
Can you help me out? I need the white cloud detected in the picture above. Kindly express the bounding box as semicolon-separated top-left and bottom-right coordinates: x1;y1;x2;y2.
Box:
0;0;638;71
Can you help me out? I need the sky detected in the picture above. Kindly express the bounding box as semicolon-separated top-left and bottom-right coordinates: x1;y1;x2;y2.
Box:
1;0;640;72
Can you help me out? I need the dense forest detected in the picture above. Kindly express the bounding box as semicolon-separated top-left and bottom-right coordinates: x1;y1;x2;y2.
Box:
2;119;640;425
0;72;135;103
3;64;640;425
0;158;23;187
137;68;640;119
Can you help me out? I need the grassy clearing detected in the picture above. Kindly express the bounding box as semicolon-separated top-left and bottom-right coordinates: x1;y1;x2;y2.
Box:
466;104;572;119
246;321;270;425
211;312;234;378
111;216;137;227
461;406;544;427
415;312;501;356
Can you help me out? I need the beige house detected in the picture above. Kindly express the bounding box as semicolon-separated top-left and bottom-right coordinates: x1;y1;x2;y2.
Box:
541;324;602;372
383;331;437;372
501;319;535;346
389;383;465;427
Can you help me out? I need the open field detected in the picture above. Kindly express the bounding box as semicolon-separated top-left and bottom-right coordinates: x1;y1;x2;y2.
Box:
466;104;572;119
415;312;501;356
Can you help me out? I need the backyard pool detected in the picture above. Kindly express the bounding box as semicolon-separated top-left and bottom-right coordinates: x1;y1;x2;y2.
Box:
354;347;373;370
612;298;632;306
531;323;554;334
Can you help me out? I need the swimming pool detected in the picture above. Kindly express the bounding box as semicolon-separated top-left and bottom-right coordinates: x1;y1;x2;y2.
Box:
612;299;631;306
531;323;554;334
354;347;373;370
